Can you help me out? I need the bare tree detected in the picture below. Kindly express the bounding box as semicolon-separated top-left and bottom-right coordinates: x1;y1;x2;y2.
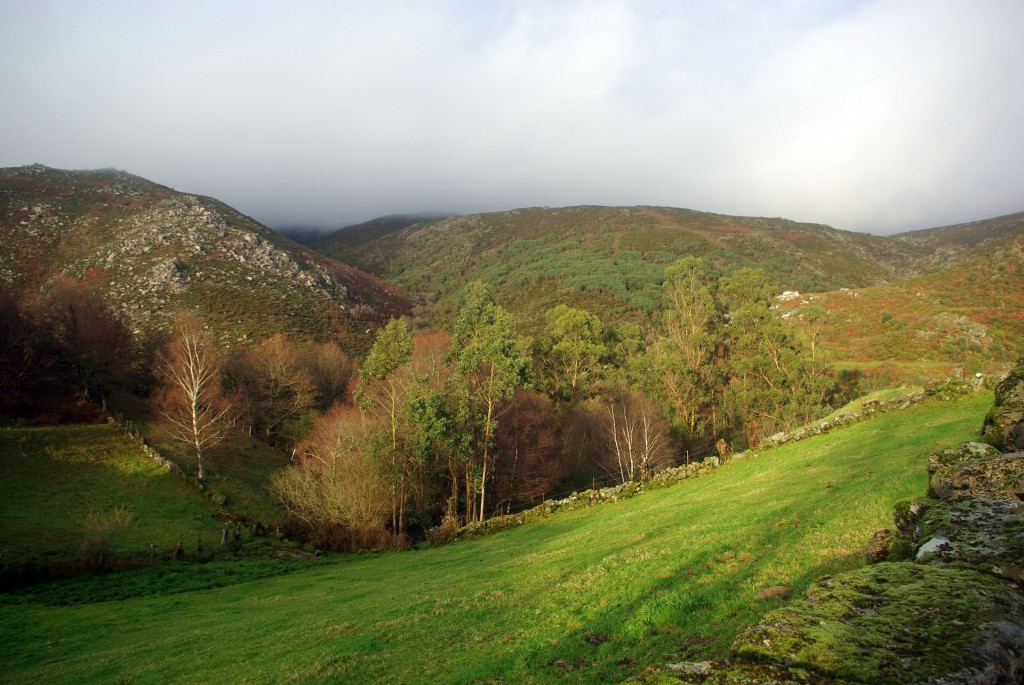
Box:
237;334;315;440
269;405;391;549
598;389;674;483
159;317;230;483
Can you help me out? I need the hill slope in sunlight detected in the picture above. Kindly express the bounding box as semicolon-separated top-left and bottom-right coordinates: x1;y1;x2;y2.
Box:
316;205;1023;333
0;392;990;684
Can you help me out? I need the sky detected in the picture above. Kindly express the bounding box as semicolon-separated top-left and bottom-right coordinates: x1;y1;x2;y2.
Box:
1;0;1022;235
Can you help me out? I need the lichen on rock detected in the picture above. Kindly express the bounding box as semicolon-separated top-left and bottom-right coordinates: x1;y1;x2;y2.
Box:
914;496;1024;581
983;358;1024;452
993;358;1024;409
927;441;1024;499
982;407;1024;453
731;563;1024;684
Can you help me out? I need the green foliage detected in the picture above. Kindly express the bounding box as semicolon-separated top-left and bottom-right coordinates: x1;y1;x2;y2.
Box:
0;393;991;683
721;269;835;444
646;257;726;440
450;282;531;521
360;318;413;383
320;205;933;333
535;304;608;407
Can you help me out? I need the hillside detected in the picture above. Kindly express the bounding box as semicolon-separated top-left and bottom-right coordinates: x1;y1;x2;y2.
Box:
0;165;409;351
316;206;1024;376
0;392;991;683
781;231;1024;375
892;210;1024;269
315;205;1024;333
0;424;226;567
316;206;926;328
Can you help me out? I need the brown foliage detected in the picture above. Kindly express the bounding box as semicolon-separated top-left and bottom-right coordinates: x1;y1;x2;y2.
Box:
269;405;393;550
490;389;564;514
301;341;354;409
37;278;134;404
225;334;316;439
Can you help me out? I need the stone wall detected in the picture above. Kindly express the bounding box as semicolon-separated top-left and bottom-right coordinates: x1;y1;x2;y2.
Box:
644;362;1024;685
446;384;974;546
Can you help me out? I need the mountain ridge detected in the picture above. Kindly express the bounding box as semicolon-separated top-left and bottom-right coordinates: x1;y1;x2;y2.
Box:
0;164;409;352
313;204;1024;332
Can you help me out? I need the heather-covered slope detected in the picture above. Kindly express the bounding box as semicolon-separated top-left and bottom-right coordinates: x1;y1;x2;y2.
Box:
780;232;1024;373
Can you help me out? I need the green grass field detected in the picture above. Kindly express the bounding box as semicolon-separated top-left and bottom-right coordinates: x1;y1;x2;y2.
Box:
0;393;990;684
0;424;226;563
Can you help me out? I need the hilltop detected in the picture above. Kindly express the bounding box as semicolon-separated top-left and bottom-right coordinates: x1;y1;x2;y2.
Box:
0;165;409;352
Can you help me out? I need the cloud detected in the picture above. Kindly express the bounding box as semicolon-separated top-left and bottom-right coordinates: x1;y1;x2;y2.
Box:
1;0;1021;233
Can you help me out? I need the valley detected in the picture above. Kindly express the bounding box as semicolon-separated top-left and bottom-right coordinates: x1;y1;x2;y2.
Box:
1;165;1023;683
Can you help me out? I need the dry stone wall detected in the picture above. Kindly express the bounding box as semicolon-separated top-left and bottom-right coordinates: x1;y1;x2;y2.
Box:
644;361;1024;685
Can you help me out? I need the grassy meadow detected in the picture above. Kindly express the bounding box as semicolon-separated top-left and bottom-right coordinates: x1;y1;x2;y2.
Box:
0;392;990;684
0;424;226;564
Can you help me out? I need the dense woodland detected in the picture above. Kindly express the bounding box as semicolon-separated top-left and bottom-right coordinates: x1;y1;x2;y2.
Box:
1;255;841;550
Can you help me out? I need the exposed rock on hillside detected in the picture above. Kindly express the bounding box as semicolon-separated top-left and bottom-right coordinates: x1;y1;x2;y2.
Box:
0;165;408;351
894;210;1024;270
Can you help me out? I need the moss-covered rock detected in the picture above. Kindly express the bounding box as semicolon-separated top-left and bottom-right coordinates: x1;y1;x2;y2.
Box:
731;563;1024;684
914;496;1024;581
993;358;1024;409
927;442;1024;499
981;407;1024;453
640;660;841;684
927;442;1000;477
864;529;914;563
891;497;935;537
924;379;974;400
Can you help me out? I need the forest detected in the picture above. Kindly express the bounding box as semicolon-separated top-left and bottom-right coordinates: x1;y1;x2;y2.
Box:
1;256;838;551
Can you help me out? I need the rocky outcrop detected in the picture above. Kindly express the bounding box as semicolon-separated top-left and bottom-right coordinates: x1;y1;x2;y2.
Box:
0;165;409;349
983;358;1024;453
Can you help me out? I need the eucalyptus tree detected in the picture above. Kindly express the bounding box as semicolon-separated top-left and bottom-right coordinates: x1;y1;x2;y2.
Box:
449;282;530;522
721;268;834;444
647;257;726;440
356;317;414;535
537;304;608;407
